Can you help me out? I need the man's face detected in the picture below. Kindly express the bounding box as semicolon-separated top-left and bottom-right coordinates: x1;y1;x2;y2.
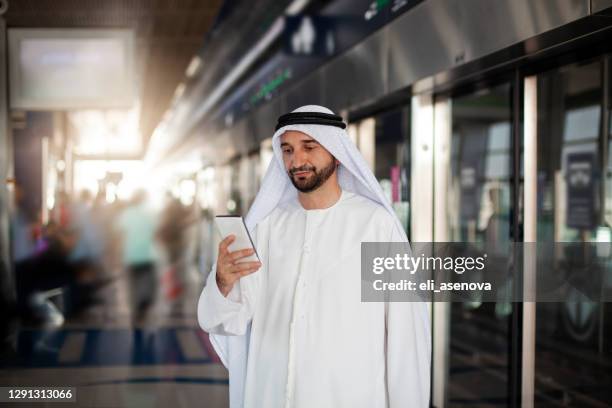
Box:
280;130;338;193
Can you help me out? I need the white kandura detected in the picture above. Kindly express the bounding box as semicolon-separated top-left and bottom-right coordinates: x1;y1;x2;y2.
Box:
198;105;431;408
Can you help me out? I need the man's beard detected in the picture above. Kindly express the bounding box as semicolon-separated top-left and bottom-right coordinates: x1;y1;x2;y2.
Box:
288;159;337;193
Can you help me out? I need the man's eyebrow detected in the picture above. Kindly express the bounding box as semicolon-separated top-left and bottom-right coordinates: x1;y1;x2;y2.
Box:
280;142;291;147
302;139;319;144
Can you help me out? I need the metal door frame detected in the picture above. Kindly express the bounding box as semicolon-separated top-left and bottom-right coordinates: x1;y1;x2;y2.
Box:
425;73;525;408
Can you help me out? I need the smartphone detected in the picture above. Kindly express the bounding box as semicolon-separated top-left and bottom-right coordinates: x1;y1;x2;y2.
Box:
214;215;260;263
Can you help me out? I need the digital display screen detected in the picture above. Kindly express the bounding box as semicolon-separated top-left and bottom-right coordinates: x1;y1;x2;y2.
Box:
9;29;135;109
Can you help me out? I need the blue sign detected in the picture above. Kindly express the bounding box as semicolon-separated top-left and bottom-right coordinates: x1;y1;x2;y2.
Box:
566;152;599;229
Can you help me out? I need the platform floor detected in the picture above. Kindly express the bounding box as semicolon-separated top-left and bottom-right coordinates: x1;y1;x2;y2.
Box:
0;267;229;407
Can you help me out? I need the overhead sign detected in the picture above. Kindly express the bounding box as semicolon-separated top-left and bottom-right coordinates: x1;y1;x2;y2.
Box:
283;15;336;57
8;29;135;110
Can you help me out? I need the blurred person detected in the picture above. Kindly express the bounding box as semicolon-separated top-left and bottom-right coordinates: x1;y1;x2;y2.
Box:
117;189;159;323
483;186;510;250
198;106;431;408
157;194;198;311
92;189;120;276
11;183;38;318
107;196;126;267
52;191;71;228
11;184;73;324
67;190;105;278
157;194;187;267
11;183;36;265
198;207;216;275
60;190;108;315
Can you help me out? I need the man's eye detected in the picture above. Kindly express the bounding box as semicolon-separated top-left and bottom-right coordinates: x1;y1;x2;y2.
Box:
282;149;292;154
304;146;315;151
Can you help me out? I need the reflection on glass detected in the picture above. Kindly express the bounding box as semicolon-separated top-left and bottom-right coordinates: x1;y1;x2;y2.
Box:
535;59;612;406
374;107;411;233
445;83;514;406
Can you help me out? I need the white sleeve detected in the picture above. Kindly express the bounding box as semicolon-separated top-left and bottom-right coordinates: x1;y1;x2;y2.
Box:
385;222;432;408
196;266;253;335
197;225;264;336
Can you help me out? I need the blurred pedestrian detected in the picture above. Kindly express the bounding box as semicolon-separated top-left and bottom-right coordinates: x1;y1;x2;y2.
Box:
157;194;197;309
117;190;158;323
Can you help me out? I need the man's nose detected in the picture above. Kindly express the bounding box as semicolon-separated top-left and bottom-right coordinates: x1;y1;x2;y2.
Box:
293;149;308;167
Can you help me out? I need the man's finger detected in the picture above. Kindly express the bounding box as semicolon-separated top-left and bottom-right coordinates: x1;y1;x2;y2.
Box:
227;248;255;262
229;262;262;274
218;235;236;254
239;268;260;277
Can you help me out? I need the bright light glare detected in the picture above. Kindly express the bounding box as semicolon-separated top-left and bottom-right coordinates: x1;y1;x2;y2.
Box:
73;160;147;199
70;105;141;156
185;56;202;78
197;167;217;210
106;183;116;203
179;179;196;206
227;199;236;212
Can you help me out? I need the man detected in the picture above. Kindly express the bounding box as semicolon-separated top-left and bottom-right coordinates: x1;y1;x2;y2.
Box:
117;190;158;322
198;105;431;408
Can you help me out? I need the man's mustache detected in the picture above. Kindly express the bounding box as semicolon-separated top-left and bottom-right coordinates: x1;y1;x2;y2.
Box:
289;165;316;175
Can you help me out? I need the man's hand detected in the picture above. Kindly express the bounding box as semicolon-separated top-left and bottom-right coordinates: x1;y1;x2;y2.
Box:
216;235;262;297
